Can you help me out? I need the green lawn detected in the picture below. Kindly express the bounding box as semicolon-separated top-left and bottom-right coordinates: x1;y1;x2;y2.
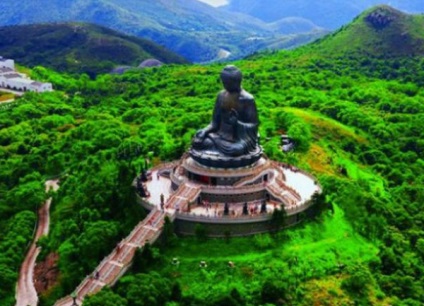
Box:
148;204;378;301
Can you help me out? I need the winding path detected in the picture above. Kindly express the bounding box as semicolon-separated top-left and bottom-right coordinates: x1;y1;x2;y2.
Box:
15;180;59;306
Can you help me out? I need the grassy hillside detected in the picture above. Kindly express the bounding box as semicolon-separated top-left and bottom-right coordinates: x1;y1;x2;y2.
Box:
306;5;424;57
142;204;382;305
0;23;189;76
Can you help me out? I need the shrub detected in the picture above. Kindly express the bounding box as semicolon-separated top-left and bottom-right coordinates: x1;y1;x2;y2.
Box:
253;234;274;250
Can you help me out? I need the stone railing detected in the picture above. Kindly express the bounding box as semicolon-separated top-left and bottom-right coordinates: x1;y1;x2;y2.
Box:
266;184;293;206
233;167;274;187
200;183;264;195
170;168;186;185
270;160;287;181
175;211;272;223
274;177;302;201
285;198;315;216
149;160;180;172
175;196;315;223
182;156;269;177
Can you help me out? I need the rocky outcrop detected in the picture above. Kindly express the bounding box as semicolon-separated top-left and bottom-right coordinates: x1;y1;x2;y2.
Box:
33;253;60;295
365;8;397;29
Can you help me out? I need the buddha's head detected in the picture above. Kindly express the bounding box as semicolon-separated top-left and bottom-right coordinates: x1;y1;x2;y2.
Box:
220;65;242;93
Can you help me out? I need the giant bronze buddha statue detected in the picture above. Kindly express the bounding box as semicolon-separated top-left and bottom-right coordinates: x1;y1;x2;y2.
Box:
190;65;262;168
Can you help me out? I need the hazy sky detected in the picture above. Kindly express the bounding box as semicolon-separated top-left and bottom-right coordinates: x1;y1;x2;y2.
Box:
198;0;229;7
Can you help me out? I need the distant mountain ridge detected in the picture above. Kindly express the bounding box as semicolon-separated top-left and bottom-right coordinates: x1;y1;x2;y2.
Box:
268;17;323;35
222;0;424;30
0;23;188;76
0;0;328;63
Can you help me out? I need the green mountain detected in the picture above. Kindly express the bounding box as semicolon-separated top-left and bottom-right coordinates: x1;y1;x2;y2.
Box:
0;0;327;62
306;5;424;57
0;23;188;76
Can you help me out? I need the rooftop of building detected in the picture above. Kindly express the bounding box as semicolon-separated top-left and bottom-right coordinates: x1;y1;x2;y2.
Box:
3;73;22;79
0;67;13;73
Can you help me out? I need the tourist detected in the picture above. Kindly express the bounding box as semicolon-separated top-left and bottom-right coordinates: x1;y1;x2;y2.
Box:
160;193;165;210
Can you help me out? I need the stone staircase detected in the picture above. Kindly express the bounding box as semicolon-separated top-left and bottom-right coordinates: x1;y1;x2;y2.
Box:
166;184;201;212
54;208;170;306
266;177;302;207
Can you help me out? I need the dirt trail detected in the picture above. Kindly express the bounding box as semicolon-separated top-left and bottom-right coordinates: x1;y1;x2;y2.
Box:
15;180;59;306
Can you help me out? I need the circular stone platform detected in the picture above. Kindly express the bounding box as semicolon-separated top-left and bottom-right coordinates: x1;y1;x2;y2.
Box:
136;154;321;237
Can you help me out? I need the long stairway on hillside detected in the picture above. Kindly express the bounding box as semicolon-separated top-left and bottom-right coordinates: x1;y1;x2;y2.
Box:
54;208;171;306
54;175;202;305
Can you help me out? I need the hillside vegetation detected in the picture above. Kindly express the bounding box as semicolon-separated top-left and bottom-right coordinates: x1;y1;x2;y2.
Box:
0;23;188;77
305;5;424;57
0;5;424;306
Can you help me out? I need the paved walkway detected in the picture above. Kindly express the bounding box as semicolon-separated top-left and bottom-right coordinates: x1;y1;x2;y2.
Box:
0;87;24;96
0;98;15;104
15;180;59;306
145;166;319;218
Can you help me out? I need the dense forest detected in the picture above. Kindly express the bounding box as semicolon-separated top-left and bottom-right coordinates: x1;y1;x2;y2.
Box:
1;10;424;304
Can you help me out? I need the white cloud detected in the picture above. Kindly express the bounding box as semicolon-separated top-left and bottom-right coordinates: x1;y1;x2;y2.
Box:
197;0;229;7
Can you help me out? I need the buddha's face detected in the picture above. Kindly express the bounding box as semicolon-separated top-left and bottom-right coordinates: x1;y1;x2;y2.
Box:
221;76;241;93
221;65;242;93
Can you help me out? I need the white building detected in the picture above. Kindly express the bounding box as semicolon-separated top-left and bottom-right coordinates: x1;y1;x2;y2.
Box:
0;57;15;70
0;56;53;93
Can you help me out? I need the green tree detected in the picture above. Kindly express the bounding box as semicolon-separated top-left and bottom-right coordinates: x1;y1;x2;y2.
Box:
117;272;172;306
83;287;127;306
271;208;287;231
261;280;286;305
341;264;373;296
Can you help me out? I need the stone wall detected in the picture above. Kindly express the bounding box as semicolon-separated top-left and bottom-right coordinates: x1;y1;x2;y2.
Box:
137;195;319;237
201;190;266;203
173;205;318;237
